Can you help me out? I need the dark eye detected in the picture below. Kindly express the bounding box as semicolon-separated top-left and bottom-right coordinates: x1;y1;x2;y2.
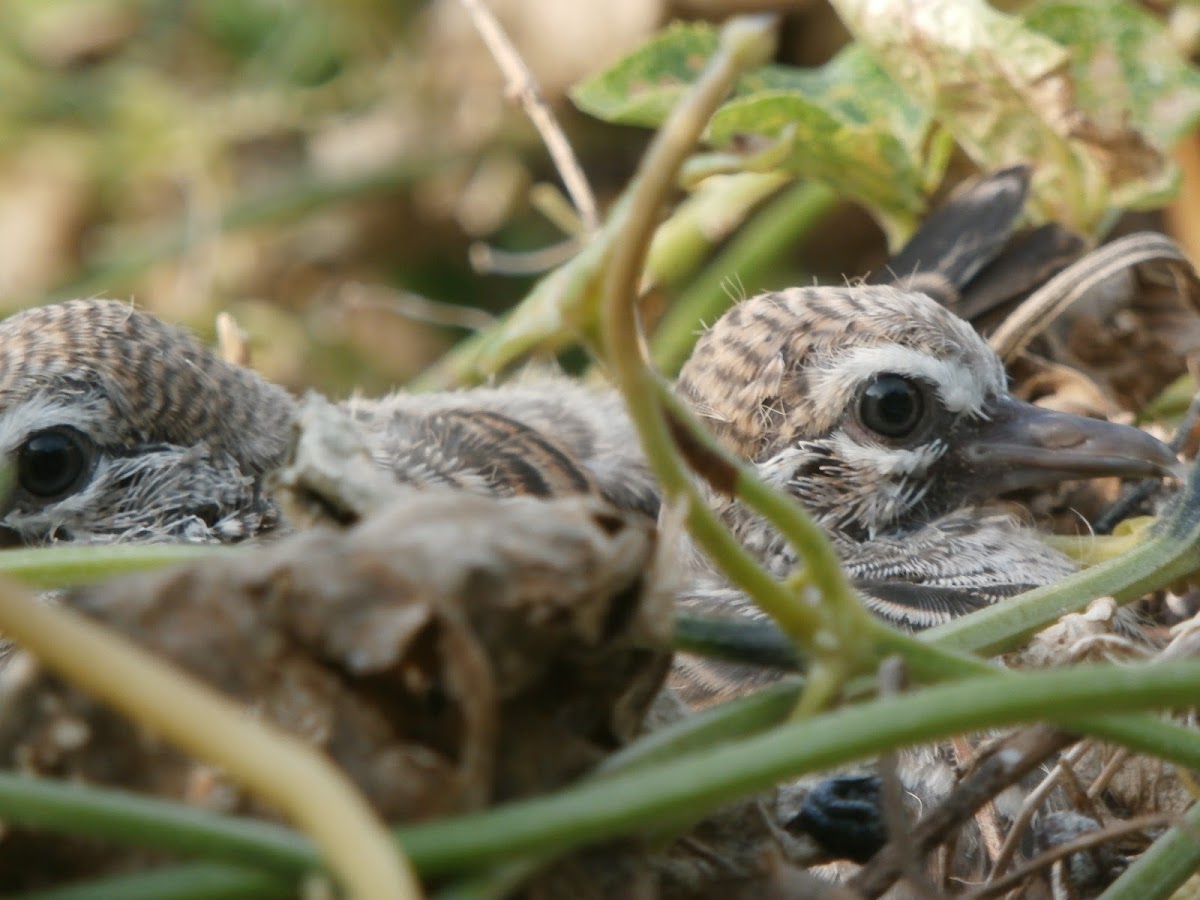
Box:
858;375;926;439
17;428;92;499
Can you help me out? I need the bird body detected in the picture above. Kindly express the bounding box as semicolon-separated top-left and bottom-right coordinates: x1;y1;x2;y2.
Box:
0;290;1178;890
0;293;1171;616
0;299;656;547
671;284;1175;704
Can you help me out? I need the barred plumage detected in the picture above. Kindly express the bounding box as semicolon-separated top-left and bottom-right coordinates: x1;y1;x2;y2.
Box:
671;284;1176;706
0;299;656;545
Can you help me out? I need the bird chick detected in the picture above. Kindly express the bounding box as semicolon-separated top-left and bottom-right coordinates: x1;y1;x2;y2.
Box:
0;299;656;546
670;283;1180;886
0;301;295;545
672;284;1177;699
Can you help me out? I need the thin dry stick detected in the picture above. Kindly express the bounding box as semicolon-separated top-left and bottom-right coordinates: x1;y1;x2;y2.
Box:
876;659;945;898
850;725;1077;899
988;232;1194;361
459;0;600;233
1086;748;1133;801
0;576;420;900
339;283;498;332
469;238;582;276
953;735;1008;865
987;741;1092;880
964;813;1174;900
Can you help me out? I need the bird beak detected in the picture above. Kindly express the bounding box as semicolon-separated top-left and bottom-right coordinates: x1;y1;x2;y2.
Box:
954;396;1180;498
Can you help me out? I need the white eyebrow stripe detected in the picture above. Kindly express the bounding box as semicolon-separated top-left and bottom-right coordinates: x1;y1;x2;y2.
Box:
0;397;106;457
807;344;1003;416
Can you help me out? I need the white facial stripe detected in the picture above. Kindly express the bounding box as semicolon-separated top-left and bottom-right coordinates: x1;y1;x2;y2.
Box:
827;431;944;477
808;344;1003;418
0;397;107;457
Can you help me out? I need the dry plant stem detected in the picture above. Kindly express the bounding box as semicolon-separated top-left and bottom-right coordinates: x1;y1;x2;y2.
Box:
458;0;599;233
987;741;1092;880
988;232;1193;361
953;736;1006;866
468;238;580;276
850;725;1076;899
411;167;798;390
875;658;941;898
341;284;499;332
965;814;1174;900
0;577;419;900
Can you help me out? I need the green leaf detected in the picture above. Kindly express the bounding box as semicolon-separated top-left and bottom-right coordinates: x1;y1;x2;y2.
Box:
829;0;1189;232
573;28;934;244
570;23;719;127
707;47;933;243
1024;0;1200;209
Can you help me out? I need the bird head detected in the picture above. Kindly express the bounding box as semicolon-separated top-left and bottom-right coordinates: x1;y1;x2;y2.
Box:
0;299;296;545
677;285;1177;542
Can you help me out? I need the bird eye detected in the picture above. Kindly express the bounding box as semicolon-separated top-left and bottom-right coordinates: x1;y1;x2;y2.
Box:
17;428;91;499
858;375;926;439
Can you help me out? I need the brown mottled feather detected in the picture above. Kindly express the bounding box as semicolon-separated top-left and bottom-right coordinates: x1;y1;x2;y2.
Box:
0;299;656;545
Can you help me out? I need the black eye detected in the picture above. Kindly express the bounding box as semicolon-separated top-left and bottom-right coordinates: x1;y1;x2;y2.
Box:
858;375;926;439
17;428;91;499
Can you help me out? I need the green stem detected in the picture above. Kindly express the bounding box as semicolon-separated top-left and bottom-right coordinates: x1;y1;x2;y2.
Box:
14;865;291;900
0;771;314;873
651;179;838;375
394;659;1200;876
1098;798;1200;900
651;382;874;665
0;543;227;587
11;661;1200;894
925;463;1200;657
410;168;796;392
643;171;790;292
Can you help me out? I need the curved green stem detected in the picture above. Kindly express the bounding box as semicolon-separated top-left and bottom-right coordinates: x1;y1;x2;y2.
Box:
13;865;291;900
395;659;1200;876
651;179;838;375
13;660;1200;890
0;543;227;587
1098;798;1200;900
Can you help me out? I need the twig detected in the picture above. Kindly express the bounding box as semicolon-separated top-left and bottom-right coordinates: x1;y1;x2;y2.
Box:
875;658;944;898
964;814;1173;900
850;725;1077;898
468;238;581;276
0;577;419;900
988;741;1092;879
459;0;599;233
410;170;801;390
988;233;1196;362
338;283;498;332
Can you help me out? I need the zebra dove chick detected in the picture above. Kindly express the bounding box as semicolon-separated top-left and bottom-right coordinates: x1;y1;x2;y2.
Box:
671;284;1177;704
0;299;656;546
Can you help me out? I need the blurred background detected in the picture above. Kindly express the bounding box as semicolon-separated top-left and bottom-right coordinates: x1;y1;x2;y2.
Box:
0;0;1194;398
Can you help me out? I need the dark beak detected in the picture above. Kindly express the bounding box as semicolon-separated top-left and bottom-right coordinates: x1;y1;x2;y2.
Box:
954;396;1179;499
